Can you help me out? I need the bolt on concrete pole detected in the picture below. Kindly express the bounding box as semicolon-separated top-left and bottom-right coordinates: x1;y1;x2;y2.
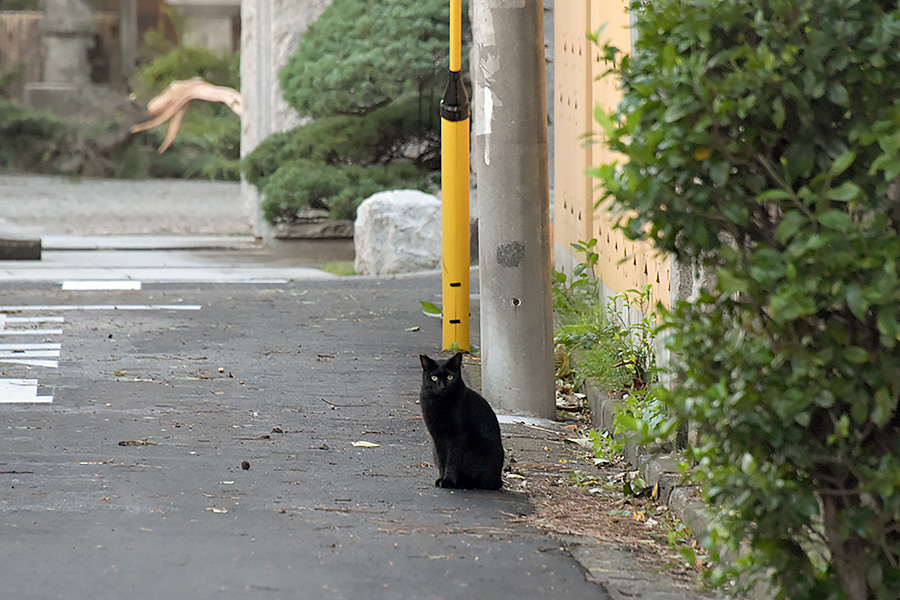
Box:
472;0;555;419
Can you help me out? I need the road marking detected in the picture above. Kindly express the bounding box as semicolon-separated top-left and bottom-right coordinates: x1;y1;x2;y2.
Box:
62;280;142;291
0;379;53;403
0;343;61;368
0;314;64;336
5;316;65;323
0;343;62;350
0;329;63;336
0;305;202;312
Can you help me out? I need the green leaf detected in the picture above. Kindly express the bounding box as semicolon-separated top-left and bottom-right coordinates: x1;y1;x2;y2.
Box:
871;388;894;427
845;284;868;320
828;82;849;106
776;211;807;243
818;209;852;230
756;189;795;202
826;182;862;202
842;346;868;364
772;96;786;130
420;301;442;318
784;143;815;180
663;103;695;123
716;268;749;293
593;105;617;138
876;306;900;346
829;150;856;177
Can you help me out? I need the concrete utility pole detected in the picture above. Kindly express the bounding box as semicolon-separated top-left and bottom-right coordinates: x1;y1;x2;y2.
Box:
472;0;555;419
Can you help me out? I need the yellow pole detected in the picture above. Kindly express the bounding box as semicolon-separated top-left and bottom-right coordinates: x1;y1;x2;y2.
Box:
441;0;470;352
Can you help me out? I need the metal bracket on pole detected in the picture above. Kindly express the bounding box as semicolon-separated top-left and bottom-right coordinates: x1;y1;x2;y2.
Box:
440;0;471;352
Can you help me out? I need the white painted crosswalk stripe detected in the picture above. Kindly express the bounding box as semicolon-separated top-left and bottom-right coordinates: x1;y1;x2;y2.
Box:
0;329;63;336
62;280;142;291
0;342;61;368
5;316;65;323
0;304;201;311
0;314;63;398
0;313;64;336
0;343;62;350
0;379;53;403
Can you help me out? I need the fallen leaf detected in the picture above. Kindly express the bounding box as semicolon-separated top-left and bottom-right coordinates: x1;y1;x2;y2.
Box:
352;441;380;448
405;326;421;332
206;507;228;514
118;439;159;446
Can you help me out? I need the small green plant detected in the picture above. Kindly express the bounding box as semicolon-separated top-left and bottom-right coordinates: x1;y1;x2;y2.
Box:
604;284;656;386
319;261;356;276
552;239;600;317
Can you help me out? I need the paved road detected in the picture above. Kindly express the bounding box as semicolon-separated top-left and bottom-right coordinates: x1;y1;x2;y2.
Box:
0;175;709;600
0;276;612;600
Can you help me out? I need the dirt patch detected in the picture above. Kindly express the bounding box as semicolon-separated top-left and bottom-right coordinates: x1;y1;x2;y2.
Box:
502;423;706;592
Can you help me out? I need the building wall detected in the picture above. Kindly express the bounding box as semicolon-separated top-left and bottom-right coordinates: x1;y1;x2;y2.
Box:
553;0;673;311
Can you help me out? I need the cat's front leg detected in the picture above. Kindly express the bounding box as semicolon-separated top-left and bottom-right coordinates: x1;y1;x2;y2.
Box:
437;460;461;488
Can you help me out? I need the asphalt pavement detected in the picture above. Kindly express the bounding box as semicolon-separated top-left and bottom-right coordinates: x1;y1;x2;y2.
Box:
0;175;709;599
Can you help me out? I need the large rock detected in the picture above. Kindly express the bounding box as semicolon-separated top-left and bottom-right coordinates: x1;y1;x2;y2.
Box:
354;190;441;275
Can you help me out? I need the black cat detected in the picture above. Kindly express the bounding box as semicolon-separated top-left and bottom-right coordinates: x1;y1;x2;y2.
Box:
418;352;504;490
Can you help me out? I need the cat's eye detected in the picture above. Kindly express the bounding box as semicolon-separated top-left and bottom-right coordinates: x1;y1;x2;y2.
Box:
431;375;439;381
447;375;454;380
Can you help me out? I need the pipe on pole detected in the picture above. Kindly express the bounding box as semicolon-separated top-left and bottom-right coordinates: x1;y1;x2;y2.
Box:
440;0;471;352
472;0;555;419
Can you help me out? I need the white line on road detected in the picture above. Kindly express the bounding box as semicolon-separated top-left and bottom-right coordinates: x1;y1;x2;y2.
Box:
5;316;65;323
0;329;63;336
62;280;142;291
0;343;62;350
0;343;61;368
0;305;202;312
0;359;59;368
0;379;53;403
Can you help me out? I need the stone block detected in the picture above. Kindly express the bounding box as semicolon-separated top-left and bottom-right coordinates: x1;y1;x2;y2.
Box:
354;190;441;276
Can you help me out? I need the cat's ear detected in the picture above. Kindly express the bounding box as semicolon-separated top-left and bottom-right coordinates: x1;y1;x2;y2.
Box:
420;354;436;370
447;352;463;370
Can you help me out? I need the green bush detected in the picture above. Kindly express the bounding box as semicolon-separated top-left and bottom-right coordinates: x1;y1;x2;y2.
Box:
280;0;464;118
593;1;900;598
0;100;69;173
261;160;432;222
243;96;439;191
134;46;240;97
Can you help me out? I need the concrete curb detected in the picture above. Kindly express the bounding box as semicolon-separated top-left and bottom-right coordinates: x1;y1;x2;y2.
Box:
582;381;714;553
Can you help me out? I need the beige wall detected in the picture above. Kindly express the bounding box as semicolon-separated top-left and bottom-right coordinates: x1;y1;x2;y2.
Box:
553;0;672;309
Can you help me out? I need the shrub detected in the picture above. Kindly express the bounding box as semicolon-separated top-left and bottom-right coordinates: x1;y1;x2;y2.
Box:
593;1;900;598
261;160;432;222
279;0;464;118
243;96;439;191
134;46;240;97
0;100;69;173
